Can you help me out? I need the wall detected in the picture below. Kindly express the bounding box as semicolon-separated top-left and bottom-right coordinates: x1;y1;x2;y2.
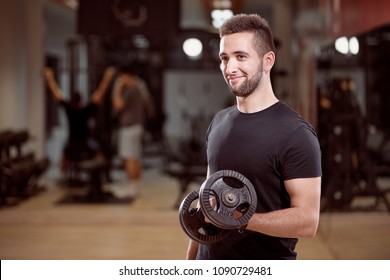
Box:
0;0;45;158
336;0;390;38
0;0;26;131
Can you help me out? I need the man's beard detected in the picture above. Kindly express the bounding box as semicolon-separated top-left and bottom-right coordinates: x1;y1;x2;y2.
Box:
228;65;263;97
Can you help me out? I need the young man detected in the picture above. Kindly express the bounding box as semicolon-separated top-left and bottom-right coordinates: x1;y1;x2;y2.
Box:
186;14;322;259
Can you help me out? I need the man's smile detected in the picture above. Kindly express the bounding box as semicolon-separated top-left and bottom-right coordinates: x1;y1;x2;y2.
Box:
228;75;245;86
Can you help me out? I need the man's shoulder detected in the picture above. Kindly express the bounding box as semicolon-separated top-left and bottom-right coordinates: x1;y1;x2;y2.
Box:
214;105;236;118
275;102;313;126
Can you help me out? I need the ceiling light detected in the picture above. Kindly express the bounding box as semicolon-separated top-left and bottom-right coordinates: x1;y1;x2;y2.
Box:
183;38;203;59
335;37;349;55
335;36;359;55
211;9;233;29
349;37;359;55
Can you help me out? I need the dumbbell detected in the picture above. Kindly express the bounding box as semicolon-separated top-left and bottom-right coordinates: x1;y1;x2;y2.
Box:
179;170;257;244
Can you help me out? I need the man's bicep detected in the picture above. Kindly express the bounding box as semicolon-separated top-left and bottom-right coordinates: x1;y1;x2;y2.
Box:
285;177;321;210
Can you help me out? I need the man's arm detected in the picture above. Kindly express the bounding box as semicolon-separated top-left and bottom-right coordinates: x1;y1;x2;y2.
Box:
137;78;155;119
246;177;321;238
186;240;199;260
185;167;210;259
43;67;63;103
91;66;116;105
112;77;126;113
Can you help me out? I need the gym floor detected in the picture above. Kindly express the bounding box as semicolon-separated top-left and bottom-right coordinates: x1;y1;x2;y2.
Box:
0;164;390;260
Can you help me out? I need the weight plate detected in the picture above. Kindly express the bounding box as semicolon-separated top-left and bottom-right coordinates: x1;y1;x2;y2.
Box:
179;189;230;244
199;170;257;230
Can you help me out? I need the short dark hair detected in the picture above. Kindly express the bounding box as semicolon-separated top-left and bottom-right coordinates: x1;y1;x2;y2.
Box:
219;14;276;56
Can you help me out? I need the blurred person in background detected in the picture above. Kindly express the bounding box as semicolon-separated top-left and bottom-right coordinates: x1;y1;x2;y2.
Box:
112;66;155;199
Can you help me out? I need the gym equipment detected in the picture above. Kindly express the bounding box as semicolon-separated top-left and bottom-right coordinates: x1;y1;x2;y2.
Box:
179;189;230;244
0;129;49;206
179;170;257;243
199;170;257;230
318;77;390;211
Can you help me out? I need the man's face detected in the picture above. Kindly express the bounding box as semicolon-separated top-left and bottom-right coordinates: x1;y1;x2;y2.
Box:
219;32;263;97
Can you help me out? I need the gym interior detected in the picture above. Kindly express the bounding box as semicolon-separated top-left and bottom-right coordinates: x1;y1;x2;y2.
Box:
1;0;390;260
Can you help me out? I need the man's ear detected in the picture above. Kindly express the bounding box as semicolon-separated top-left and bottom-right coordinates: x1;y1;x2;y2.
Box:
263;51;275;72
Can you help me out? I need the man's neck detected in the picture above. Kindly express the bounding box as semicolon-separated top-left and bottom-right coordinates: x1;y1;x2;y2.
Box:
236;84;278;114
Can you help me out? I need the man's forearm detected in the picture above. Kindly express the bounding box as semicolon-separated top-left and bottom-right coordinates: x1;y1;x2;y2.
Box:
186;240;199;260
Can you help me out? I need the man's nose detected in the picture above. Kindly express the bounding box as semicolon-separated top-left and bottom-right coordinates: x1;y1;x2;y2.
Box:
225;59;238;74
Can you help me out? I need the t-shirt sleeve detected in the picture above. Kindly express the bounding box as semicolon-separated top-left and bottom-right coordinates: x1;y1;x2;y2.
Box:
281;125;322;180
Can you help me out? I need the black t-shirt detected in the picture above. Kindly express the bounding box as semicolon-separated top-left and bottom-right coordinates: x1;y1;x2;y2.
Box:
60;100;96;141
197;101;322;260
